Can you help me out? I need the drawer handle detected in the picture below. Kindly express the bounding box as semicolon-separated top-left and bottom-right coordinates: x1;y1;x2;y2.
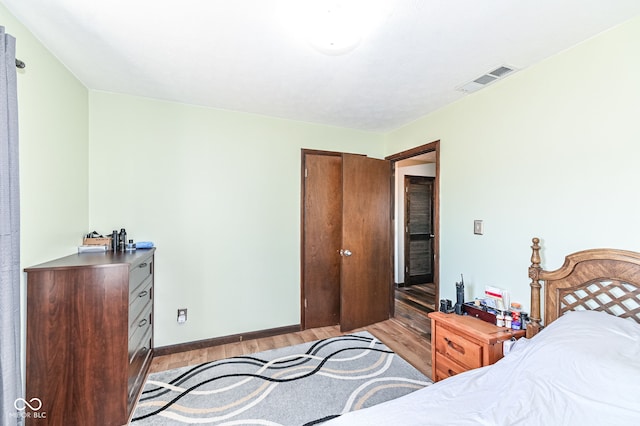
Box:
138;262;148;268
138;318;148;328
138;290;148;298
444;337;465;355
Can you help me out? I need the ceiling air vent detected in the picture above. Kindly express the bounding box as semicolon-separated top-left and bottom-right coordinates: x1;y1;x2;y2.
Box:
488;66;513;78
457;65;517;93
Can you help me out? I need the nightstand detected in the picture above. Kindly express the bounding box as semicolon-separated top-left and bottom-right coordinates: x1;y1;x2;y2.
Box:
428;311;525;382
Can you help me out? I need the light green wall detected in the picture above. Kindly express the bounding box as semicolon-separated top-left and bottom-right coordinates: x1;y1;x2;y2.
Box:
2;2;88;384
88;92;385;346
385;15;640;310
1;4;89;267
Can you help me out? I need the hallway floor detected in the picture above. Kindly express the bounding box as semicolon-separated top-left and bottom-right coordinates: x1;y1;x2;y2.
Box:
394;283;435;340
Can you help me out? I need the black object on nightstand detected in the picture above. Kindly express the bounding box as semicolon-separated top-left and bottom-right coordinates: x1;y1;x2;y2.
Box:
454;275;465;315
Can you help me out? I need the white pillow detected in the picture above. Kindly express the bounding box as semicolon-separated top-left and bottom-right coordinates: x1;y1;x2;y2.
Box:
532;310;640;390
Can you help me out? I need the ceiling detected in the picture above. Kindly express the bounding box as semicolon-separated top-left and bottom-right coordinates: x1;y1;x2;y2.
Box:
3;0;640;132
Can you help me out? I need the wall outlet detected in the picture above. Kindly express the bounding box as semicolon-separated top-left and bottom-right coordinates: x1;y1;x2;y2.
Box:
177;308;187;324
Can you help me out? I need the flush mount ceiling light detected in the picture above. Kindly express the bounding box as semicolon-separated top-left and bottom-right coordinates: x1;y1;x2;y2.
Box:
307;2;363;55
280;1;390;56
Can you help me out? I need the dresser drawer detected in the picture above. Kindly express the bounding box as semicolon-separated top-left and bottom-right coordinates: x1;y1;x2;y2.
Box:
129;304;152;363
129;256;153;294
434;324;482;369
128;329;152;403
129;276;152;332
434;352;467;381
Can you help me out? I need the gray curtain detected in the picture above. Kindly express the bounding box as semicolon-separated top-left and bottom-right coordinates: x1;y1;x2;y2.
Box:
0;26;22;426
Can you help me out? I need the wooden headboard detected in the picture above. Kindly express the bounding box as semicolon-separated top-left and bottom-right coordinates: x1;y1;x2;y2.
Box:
527;237;640;337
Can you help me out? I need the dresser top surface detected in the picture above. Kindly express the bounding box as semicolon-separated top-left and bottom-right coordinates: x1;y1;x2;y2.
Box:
24;247;155;271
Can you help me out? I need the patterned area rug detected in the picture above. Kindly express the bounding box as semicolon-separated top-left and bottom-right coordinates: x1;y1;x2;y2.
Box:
131;332;431;425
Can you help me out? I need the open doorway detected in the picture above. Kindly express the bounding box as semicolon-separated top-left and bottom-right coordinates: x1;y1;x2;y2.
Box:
386;141;439;337
396;162;436;288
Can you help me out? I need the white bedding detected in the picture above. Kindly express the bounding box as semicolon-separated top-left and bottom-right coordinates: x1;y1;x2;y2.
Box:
323;310;640;425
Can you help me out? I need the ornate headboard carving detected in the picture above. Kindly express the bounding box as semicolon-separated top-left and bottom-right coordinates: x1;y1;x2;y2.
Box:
527;237;640;338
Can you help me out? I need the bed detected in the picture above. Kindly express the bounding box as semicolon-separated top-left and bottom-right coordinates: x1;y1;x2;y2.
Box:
323;237;640;425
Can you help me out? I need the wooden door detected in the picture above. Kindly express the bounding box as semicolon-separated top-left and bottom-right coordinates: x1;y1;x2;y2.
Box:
301;151;392;331
302;153;342;328
339;154;392;331
404;176;435;285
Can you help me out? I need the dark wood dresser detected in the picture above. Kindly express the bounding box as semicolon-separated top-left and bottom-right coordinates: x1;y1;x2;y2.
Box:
24;248;155;426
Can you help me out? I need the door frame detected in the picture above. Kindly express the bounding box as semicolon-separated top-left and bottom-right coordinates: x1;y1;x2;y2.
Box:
386;140;440;300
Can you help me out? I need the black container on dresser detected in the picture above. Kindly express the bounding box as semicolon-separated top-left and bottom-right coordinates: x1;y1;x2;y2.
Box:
24;248;155;426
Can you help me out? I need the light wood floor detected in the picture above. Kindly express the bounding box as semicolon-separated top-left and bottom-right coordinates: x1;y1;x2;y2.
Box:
150;317;433;379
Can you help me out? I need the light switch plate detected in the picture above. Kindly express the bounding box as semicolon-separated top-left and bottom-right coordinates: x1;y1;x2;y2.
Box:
474;220;483;235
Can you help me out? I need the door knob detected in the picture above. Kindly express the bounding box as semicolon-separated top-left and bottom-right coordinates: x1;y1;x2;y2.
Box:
339;249;352;257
